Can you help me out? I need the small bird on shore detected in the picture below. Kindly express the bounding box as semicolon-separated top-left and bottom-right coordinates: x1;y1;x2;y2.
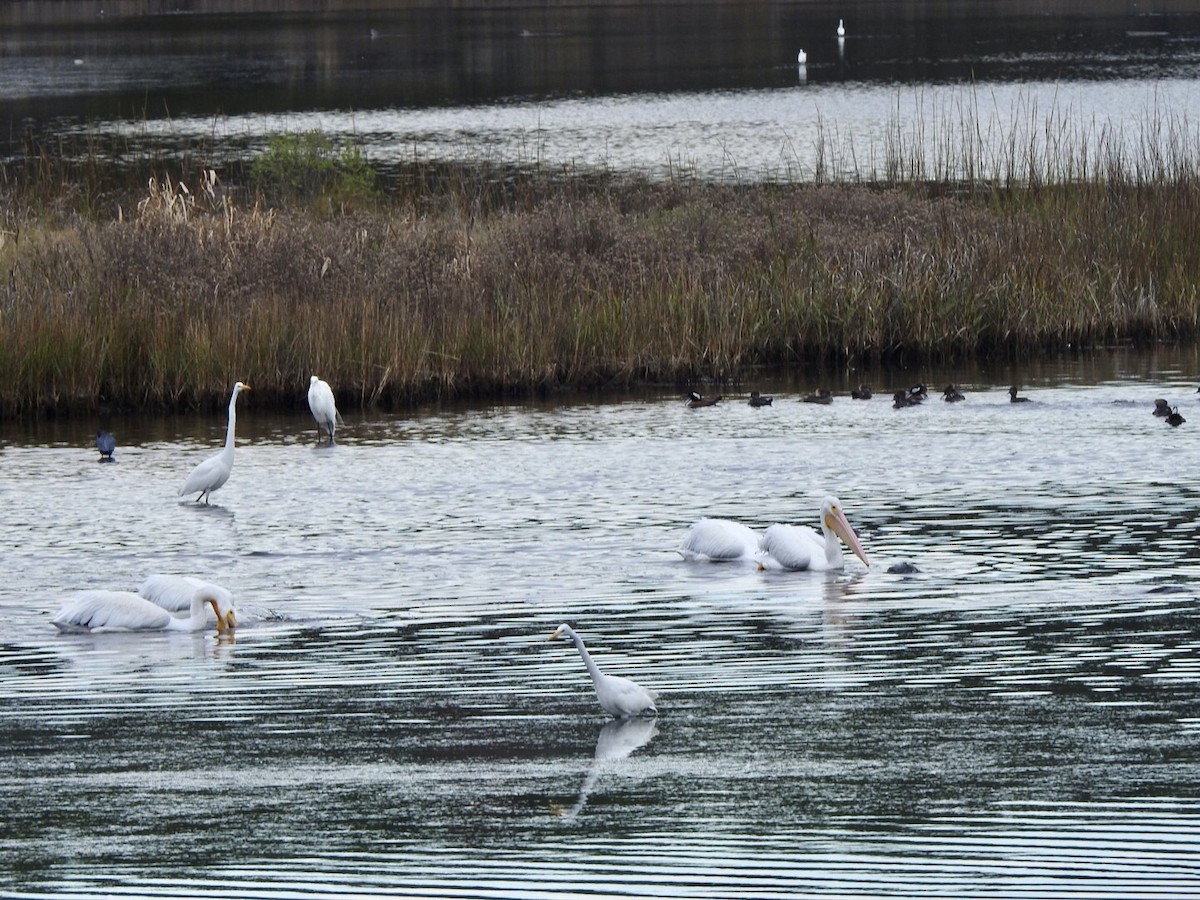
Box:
1009;386;1031;403
748;391;774;407
1153;398;1171;417
851;384;873;400
943;384;965;402
1167;406;1186;427
95;429;116;462
802;388;833;405
686;390;721;408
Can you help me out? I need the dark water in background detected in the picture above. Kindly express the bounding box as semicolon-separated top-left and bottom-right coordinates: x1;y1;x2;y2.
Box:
2;352;1200;897
4;1;1200;179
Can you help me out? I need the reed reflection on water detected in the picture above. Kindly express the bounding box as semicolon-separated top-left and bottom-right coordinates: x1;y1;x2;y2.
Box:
5;1;1200;181
2;364;1200;897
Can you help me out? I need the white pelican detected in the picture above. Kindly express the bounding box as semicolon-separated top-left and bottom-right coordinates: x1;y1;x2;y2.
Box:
678;518;762;562
547;624;658;719
797;49;807;64
307;375;342;445
179;381;250;503
759;496;870;571
837;18;845;37
139;574;235;626
52;587;236;633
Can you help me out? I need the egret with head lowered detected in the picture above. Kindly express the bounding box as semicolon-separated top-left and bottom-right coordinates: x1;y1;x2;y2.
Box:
547;623;658;719
179;381;250;504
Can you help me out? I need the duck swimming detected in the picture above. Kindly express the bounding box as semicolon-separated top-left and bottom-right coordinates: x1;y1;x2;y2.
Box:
748;391;774;407
1153;398;1171;417
686;390;721;408
893;390;918;409
851;384;872;400
942;385;965;402
1167;407;1186;427
1009;386;1031;403
802;388;833;405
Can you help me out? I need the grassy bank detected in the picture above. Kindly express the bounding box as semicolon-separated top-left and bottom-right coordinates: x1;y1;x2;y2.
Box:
2;132;1200;415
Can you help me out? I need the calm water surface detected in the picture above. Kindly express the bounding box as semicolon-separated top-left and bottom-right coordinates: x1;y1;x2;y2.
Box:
2;356;1200;897
5;1;1200;180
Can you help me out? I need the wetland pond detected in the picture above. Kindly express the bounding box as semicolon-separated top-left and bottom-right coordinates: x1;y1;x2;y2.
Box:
2;353;1200;898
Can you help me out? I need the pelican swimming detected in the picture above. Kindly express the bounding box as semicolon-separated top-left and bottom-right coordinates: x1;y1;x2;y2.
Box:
547;623;658;719
139;574;236;627
759;496;870;571
52;586;236;633
679;518;762;562
179;381;251;503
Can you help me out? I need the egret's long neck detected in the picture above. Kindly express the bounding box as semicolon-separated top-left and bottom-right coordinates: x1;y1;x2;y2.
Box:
569;631;605;686
223;392;239;451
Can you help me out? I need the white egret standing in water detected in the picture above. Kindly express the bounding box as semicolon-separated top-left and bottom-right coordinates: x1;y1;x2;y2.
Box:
547;624;658;718
179;381;250;503
307;375;341;445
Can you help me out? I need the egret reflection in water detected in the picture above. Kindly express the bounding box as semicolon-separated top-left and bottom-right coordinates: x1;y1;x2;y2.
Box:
560;717;659;823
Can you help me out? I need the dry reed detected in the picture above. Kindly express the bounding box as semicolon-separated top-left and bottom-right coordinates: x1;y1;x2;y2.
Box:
3;116;1200;415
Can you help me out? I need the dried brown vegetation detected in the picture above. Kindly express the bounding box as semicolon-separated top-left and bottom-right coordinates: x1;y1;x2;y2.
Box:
2;149;1200;415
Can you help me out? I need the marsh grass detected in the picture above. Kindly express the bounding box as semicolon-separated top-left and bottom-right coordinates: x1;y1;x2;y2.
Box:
3;109;1200;415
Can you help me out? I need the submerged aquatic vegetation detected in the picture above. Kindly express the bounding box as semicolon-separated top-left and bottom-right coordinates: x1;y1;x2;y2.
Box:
2;117;1200;415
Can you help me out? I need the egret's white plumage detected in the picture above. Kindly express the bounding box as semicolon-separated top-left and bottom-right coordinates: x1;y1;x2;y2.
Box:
179;381;250;503
307;375;341;445
547;624;658;719
837;18;845;37
52;587;235;633
139;574;235;627
759;496;870;571
678;518;761;562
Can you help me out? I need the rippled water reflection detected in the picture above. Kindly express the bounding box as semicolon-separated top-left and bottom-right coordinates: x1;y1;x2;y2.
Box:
3;364;1200;897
